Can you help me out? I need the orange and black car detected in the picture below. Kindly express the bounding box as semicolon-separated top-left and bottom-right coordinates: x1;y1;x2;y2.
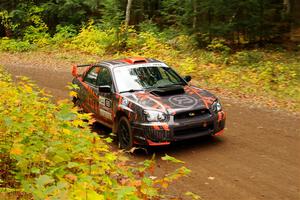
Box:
72;57;226;149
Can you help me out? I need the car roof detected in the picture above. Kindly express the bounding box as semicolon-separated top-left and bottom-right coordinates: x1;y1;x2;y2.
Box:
98;57;167;69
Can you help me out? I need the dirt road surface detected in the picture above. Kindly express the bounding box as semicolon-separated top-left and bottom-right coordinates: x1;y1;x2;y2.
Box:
2;56;300;200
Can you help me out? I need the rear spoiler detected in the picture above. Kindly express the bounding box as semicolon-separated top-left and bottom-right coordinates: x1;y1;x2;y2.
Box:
72;64;91;77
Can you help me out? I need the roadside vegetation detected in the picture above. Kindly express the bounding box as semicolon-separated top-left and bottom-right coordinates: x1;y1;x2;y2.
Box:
1;1;299;112
1;22;299;111
0;67;192;199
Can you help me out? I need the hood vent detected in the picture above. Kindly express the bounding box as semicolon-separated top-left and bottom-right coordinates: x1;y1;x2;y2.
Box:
150;85;185;96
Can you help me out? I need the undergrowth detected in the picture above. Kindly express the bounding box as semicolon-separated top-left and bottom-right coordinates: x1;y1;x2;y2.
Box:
0;23;299;111
0;67;190;199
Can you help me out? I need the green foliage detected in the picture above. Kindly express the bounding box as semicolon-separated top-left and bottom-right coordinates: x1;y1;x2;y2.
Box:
23;25;50;47
0;68;190;199
0;37;32;52
52;25;77;45
0;0;290;45
40;0;103;30
100;0;124;29
168;34;198;51
232;50;264;66
138;20;160;34
161;0;187;28
0;10;18;31
161;154;184;164
207;38;231;54
66;22;117;55
189;50;300;110
22;6;51;47
0;19;299;111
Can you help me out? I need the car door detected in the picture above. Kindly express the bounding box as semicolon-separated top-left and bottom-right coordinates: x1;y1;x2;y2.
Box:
95;66;114;125
82;66;101;115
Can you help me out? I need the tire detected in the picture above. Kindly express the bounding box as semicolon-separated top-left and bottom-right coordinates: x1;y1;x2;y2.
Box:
72;97;84;113
117;116;133;150
72;97;80;106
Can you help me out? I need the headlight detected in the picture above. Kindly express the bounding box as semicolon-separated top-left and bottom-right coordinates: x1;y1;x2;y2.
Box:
144;110;167;122
212;99;222;112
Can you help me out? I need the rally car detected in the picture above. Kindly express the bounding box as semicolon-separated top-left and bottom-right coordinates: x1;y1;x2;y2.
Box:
71;57;226;149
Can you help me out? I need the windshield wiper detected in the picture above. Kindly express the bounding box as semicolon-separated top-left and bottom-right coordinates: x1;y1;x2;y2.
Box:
145;83;185;93
120;89;144;93
156;83;185;88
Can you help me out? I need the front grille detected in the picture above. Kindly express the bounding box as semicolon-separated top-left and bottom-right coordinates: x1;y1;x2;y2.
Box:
146;128;171;142
174;109;210;121
174;122;213;138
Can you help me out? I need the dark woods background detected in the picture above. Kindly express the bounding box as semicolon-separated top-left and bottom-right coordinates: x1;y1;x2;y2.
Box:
0;0;299;47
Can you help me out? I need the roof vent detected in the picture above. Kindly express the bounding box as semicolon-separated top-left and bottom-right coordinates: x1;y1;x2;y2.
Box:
121;57;147;64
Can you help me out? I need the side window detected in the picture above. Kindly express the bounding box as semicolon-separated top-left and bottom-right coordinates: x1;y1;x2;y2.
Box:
84;66;100;85
97;67;112;86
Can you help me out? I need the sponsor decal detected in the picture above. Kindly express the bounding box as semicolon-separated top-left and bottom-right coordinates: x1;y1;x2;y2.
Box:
99;96;112;108
168;95;198;108
125;63;168;68
100;109;112;120
99;96;105;105
105;99;112;108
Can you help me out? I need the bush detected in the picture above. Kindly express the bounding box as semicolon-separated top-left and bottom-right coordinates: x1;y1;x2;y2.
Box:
23;25;51;47
207;38;231;54
138;20;160;34
0;67;190;199
232;50;264;67
168;35;197;51
52;25;77;45
0;37;32;52
66;23;117;55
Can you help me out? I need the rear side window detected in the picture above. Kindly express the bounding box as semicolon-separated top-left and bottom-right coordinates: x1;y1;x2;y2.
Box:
84;66;100;85
84;66;112;87
97;67;112;86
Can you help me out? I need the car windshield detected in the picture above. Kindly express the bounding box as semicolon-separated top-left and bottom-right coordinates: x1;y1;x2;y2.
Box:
113;65;186;93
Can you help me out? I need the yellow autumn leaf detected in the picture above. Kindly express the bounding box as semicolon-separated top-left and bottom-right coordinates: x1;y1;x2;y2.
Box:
10;147;23;155
72;119;84;127
69;91;78;97
161;181;169;189
65;174;77;182
24;85;33;92
62;128;71;135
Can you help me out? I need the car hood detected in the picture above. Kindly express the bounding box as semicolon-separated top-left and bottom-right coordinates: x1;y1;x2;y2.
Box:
121;85;217;114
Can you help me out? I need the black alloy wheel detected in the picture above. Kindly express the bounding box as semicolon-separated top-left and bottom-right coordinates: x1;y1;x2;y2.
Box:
117;116;133;150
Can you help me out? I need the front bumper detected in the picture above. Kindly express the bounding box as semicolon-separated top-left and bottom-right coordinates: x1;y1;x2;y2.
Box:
132;110;226;146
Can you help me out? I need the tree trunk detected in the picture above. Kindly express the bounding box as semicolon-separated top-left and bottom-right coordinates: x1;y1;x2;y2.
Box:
283;0;291;14
208;8;212;41
125;0;133;28
192;0;197;30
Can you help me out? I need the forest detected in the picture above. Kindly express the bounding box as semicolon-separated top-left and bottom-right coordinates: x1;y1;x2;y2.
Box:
0;0;296;45
1;1;300;199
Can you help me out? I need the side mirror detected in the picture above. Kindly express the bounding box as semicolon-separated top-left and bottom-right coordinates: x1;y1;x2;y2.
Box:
99;85;111;93
184;75;192;82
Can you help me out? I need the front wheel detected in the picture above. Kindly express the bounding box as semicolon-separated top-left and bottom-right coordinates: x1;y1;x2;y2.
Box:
117;116;133;150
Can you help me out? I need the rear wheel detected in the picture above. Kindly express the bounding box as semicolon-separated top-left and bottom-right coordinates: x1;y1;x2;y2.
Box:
72;97;84;113
117;116;133;150
72;97;80;106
